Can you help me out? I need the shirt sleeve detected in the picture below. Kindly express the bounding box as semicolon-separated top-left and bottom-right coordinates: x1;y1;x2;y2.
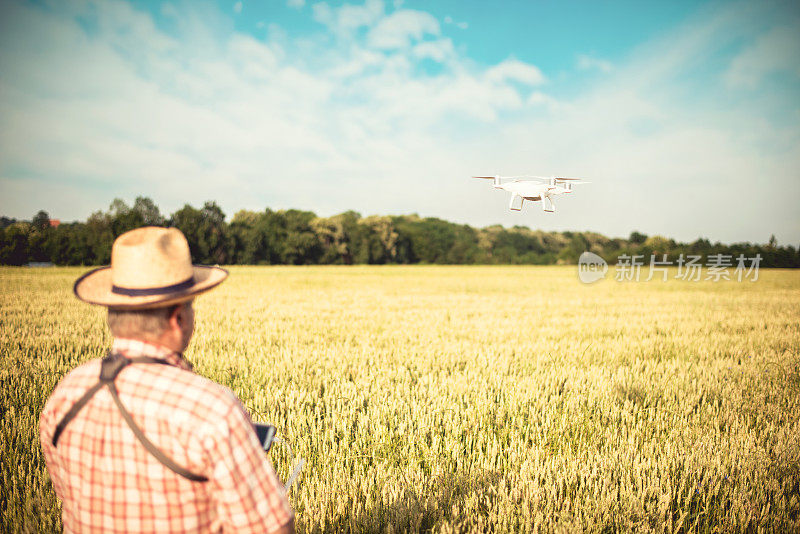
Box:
39;392;69;502
206;399;294;533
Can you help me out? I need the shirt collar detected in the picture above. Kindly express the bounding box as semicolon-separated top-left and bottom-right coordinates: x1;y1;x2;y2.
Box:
112;338;194;372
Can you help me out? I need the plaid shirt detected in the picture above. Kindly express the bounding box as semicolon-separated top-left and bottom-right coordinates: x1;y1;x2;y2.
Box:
39;338;294;533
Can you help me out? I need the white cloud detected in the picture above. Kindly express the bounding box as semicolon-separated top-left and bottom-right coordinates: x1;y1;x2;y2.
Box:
576;54;612;73
287;0;305;9
526;91;558;107
312;0;384;37
228;34;279;78
725;25;800;89
161;3;179;19
412;38;454;63
486;58;545;86
233;1;242;14
0;0;798;244
325;46;384;78
444;15;468;30
367;9;439;50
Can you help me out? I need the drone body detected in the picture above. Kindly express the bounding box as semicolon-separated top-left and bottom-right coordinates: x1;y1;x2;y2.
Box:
473;175;589;212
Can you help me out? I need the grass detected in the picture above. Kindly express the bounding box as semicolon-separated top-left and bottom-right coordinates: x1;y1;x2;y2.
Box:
1;265;799;532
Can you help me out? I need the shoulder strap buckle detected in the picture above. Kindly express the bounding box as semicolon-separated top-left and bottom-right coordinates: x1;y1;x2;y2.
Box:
99;352;131;382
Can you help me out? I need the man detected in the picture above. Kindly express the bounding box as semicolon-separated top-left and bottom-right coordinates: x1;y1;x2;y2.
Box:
39;227;294;533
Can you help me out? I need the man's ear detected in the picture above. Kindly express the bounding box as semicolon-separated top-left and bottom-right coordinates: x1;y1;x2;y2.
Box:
170;304;183;328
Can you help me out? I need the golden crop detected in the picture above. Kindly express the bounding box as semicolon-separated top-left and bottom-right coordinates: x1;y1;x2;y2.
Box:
2;266;799;532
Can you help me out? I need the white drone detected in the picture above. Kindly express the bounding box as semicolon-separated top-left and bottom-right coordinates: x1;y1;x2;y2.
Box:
473;175;589;212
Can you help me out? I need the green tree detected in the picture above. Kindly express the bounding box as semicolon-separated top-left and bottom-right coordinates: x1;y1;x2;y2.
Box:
85;211;115;264
32;210;50;231
629;231;648;245
28;211;53;262
132;197;166;226
39;223;90;265
170;202;230;264
280;210;322;265
229;210;265;264
0;223;30;265
106;197;165;236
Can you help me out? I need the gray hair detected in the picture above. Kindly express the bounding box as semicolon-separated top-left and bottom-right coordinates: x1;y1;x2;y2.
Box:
107;304;182;341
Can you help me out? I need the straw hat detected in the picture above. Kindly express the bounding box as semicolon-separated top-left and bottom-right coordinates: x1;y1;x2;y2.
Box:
74;227;228;309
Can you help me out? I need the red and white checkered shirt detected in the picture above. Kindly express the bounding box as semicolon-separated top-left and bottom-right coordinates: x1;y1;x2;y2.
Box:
39;338;294;533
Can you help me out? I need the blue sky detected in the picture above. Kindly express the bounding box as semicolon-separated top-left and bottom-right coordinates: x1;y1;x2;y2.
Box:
0;0;798;244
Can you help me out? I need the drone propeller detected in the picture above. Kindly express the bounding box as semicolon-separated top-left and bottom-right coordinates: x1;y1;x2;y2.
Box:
472;174;590;187
472;175;503;186
514;175;589;181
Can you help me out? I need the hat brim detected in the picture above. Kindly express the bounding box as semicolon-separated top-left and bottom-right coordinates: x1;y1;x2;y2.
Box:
74;265;228;309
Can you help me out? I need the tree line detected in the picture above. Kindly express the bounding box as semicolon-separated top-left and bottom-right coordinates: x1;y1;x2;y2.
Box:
1;197;798;267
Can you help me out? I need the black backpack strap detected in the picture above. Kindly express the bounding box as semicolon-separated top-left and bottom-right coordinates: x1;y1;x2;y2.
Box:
51;380;106;447
106;381;208;482
52;351;135;447
51;351;208;482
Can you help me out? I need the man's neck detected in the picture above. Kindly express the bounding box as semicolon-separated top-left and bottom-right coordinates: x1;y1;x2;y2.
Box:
111;338;193;371
112;337;176;354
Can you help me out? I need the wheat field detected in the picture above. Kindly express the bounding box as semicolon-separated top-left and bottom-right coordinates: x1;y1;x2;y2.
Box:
1;265;799;532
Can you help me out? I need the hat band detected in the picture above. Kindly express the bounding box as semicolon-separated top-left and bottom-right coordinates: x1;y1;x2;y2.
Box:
111;276;195;297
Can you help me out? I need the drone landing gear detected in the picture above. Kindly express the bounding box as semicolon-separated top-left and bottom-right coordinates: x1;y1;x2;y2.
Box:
509;194;523;211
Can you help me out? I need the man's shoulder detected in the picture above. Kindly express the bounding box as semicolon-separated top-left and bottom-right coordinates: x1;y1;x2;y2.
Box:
117;358;244;420
46;357;103;402
134;365;254;445
44;356;243;423
153;364;241;411
40;357;104;435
